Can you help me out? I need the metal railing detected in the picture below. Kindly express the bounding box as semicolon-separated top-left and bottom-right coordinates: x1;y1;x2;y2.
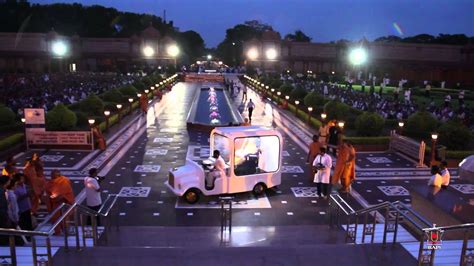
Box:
0;194;119;266
328;193;474;266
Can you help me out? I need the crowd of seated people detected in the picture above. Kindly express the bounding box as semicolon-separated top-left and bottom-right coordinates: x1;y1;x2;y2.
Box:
280;74;472;127
0;72;138;115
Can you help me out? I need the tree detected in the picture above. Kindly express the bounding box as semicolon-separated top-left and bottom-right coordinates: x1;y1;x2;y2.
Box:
216;21;271;65
176;30;205;64
374;35;402;43
284;30;311;42
402;34;436;44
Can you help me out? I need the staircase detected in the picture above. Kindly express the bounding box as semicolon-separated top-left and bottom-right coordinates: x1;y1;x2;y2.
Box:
51;226;417;266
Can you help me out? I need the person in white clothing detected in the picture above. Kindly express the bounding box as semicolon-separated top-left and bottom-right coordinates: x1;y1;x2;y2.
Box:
440;161;450;188
312;147;332;198
206;150;226;189
84;168;102;224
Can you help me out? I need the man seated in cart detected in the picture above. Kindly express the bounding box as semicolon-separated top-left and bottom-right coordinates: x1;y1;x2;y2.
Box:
205;150;226;190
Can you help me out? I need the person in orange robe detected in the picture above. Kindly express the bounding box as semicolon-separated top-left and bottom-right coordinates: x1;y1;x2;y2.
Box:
332;140;356;193
92;126;106;151
32;154;46;215
341;141;356;192
23;159;41;215
307;134;321;182
45;170;75;235
139;94;148;116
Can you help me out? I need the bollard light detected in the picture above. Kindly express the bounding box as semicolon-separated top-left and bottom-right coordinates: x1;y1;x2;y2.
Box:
116;104;122;110
308;107;313;112
150;86;155;91
277;91;281;96
128;98;133;103
103;110;110;116
285;95;290;100
321;113;327;120
271;88;275;92
21;118;26;123
145;89;149;94
398;121;404;128
431;133;438;140
338;121;345;128
137;93;142;97
88;119;95;125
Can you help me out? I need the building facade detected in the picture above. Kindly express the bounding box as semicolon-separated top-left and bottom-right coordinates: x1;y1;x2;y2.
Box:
0;25;178;73
243;30;474;85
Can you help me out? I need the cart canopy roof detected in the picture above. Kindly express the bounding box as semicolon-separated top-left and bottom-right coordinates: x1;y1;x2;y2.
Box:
211;126;282;140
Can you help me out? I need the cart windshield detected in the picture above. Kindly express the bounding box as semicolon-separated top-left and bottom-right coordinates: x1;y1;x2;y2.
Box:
213;133;230;163
233;135;280;176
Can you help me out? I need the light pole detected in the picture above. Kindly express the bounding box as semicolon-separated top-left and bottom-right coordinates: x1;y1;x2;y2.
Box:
431;133;438;166
271;88;275;100
128;98;134;114
321;113;327;121
307;107;313;125
294;100;300;116
338;121;345;136
116;104;122;122
284;95;289;109
103;110;110;132
277;91;281;103
265;85;269;98
144;89;149;98
88;118;95;148
398;121;404;135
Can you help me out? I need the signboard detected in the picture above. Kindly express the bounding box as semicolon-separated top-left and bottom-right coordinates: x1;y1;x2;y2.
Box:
27;131;93;150
24;108;45;125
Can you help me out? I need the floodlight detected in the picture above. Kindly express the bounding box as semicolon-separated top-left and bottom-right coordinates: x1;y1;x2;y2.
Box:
348;48;368;66
247;47;259;60
167;44;180;57
51;40;68;57
143;46;155;57
265;48;277;60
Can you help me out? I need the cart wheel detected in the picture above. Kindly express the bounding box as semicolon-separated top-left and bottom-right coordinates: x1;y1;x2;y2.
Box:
252;183;266;196
184;189;200;204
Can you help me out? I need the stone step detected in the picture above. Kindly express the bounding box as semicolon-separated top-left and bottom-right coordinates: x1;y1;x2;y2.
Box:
341;223;417;244
52;244;417;266
0;247;59;266
102;225;347;247
401;240;474;265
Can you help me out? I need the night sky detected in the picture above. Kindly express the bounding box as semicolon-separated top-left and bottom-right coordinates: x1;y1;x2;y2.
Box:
31;0;474;47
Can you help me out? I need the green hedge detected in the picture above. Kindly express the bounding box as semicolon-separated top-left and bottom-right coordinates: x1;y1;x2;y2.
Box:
355;112;385;136
437;120;472;150
0;105;16;125
46;104;77;131
100;88;124;103
446;150;474;160
79;94;104;116
405;111;438;139
0;133;24;151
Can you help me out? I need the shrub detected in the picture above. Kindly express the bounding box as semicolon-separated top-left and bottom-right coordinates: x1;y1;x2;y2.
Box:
142;76;153;87
74;111;88;128
133;81;146;91
0;105;16;125
355;112;385;136
46;104;77;131
271;79;283;89
279;83;293;95
304;92;326;108
100;89;123;103
119;85;138;97
405;111;438;139
79;94;104;116
0;133;24;151
290;84;308;100
324;100;351;121
437;120;472;150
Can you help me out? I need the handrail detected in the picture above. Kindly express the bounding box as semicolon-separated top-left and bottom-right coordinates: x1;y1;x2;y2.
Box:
0;194;119;238
98;194;119;216
425;223;474;232
332;194;355;213
393;202;432;228
330;195;352;215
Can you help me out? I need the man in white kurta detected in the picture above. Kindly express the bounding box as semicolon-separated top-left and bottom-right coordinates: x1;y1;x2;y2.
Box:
312;147;332;198
206;150;226;189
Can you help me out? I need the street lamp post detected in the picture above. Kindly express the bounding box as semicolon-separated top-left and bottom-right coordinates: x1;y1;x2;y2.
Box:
338;121;345;136
103;110;110;132
307;107;313;125
321;113;327;122
128;98;134;114
294;100;300;116
277;91;281;104
116;104;122;122
271;88;275;100
431;133;438;166
398;121;404;135
284;95;289;109
88;118;95;148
